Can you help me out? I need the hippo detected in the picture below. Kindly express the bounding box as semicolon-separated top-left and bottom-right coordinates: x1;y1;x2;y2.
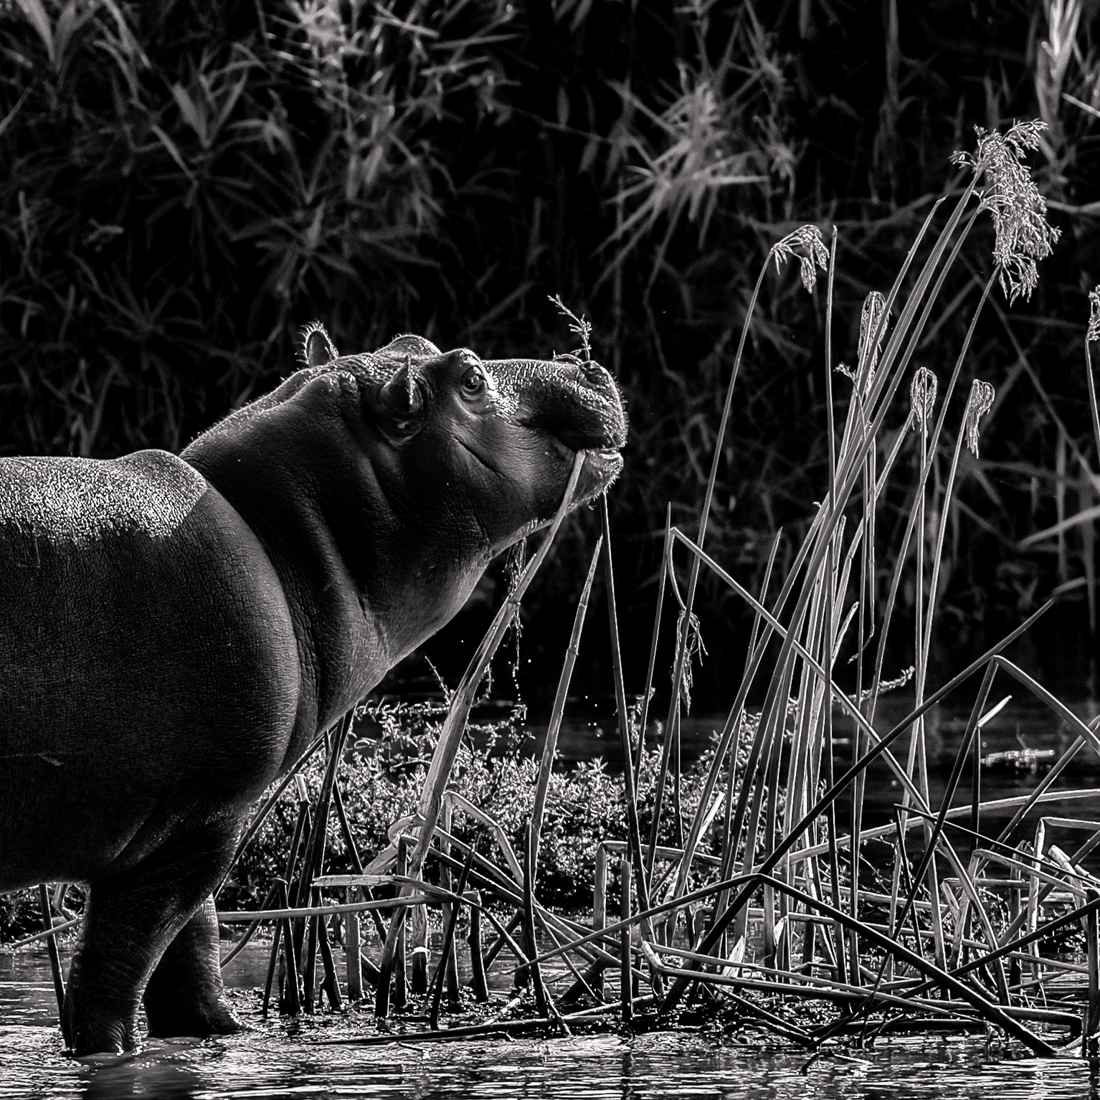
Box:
0;325;626;1055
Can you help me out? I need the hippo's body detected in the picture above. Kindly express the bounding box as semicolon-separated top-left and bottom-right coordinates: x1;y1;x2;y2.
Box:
0;328;626;1055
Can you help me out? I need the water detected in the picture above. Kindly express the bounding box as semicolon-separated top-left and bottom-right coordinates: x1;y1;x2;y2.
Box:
4;938;1100;1098
3;983;1100;1100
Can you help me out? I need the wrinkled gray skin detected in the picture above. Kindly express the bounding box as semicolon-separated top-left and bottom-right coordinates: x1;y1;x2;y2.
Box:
0;327;626;1056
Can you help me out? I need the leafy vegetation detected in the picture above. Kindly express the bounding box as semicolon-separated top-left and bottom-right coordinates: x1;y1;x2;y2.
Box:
220;700;735;915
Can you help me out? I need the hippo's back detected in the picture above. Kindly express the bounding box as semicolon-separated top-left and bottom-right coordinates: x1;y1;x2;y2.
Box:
0;451;208;546
0;451;304;889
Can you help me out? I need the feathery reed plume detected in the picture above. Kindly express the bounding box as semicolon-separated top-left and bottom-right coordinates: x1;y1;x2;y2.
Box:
770;224;829;293
950;121;1060;303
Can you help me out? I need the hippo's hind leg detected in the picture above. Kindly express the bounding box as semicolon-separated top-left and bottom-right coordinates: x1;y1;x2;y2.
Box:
143;895;240;1039
62;826;237;1056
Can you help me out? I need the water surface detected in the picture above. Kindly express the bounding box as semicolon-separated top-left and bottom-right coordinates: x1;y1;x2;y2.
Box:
3;945;1100;1100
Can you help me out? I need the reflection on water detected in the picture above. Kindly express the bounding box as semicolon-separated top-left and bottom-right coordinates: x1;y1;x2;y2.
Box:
3;945;1100;1100
3;1020;1100;1100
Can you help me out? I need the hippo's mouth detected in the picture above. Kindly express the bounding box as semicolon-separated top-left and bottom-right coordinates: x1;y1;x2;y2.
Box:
543;428;622;490
571;445;624;504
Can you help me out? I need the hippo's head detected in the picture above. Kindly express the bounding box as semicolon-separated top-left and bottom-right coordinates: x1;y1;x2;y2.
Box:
182;324;627;684
309;326;627;555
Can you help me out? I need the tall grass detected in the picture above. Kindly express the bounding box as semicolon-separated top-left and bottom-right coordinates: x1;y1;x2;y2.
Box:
2;1;1099;658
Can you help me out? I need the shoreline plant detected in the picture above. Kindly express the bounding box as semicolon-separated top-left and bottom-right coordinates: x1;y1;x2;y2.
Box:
188;118;1100;1057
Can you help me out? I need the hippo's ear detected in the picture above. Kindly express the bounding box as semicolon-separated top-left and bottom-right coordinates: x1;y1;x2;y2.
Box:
298;322;339;368
368;360;425;433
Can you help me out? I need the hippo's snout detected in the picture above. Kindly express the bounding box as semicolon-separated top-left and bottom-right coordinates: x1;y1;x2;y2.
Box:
500;357;627;455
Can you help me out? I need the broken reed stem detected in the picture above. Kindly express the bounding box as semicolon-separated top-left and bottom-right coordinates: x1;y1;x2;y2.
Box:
600;496;659;970
439;802;460;1005
346;884;363;1001
430;845;476;1030
391;839;409;1011
620;857;633;1023
467;889;489;1002
317;917;343;1012
261;893;284;1016
521;824;552;1019
1086;337;1100;474
280;781;310;1011
7;916;79;950
278;881;301;1016
295;712;354;909
1083;889;1099;1057
303;914;319;1013
634;507;672;792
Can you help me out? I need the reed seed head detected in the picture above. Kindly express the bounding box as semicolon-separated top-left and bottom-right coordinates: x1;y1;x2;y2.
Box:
950;121;1060;305
674;608;707;714
770;224;829;293
1088;286;1100;343
549;294;595;362
963;379;995;457
909;367;938;436
856;290;888;395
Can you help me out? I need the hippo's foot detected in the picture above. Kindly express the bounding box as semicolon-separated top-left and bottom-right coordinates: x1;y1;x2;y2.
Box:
62;995;140;1058
143;986;241;1040
62;828;238;1055
143;896;241;1039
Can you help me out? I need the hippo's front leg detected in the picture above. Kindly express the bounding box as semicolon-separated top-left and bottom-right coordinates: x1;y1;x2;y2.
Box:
62;826;237;1056
143;896;240;1040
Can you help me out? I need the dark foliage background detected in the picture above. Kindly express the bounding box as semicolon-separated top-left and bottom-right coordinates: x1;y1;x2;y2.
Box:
2;0;1100;702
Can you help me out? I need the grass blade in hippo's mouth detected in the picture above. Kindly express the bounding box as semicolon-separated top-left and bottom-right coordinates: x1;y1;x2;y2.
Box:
575;447;624;502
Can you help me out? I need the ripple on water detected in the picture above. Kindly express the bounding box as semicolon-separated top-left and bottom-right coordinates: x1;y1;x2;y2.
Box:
3;946;1100;1100
3;1022;1100;1100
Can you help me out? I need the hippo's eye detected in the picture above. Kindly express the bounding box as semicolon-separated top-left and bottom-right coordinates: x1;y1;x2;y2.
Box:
460;368;486;398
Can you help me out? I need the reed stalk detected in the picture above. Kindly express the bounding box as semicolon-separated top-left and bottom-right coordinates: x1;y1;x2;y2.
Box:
528;537;601;873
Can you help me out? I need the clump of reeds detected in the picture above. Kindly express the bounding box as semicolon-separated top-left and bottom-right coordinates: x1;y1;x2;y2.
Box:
172;121;1100;1058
